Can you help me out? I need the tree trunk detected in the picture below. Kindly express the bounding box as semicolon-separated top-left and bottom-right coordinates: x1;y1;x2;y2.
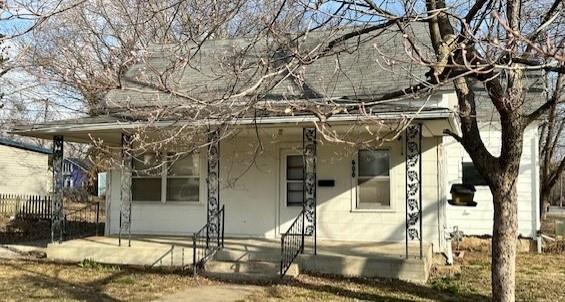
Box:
540;187;550;220
491;178;519;302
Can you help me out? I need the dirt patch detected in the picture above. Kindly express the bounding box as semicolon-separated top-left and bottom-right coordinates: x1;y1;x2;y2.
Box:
454;237;491;252
0;259;216;302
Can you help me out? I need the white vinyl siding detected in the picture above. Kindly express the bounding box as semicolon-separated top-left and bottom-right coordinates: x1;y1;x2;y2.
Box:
0;145;50;195
445;123;540;238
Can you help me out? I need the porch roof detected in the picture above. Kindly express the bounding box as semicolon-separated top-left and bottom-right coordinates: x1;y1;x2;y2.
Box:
11;108;459;145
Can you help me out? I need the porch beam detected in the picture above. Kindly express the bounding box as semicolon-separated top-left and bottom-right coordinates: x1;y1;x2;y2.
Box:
303;127;317;254
119;133;133;247
51;135;64;243
405;123;423;259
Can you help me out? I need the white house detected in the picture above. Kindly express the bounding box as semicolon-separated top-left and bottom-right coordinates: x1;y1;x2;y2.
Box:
0;137;51;195
11;27;542;280
445;124;541;239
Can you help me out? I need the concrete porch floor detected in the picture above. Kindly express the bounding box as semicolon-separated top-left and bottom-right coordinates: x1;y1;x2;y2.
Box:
46;235;433;282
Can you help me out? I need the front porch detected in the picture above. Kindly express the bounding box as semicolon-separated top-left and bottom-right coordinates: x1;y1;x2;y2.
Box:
12;111;459;283
46;235;433;282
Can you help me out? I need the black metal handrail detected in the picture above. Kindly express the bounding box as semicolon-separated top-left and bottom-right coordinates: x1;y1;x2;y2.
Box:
280;208;305;277
192;205;225;276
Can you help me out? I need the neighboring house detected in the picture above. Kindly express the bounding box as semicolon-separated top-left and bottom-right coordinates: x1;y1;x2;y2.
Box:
63;157;91;191
11;27;542;279
0;138;51;195
0;137;97;196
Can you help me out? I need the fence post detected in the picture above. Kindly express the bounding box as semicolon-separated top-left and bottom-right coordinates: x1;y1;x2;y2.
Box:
192;234;197;276
221;206;225;248
95;202;100;236
16;196;21;218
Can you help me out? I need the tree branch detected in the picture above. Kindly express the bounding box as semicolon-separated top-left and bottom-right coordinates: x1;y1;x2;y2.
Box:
526;73;564;124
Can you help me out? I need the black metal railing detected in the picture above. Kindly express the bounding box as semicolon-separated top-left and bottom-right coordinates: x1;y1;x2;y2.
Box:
192;205;225;275
64;202;103;240
280;208;305;277
150;245;175;267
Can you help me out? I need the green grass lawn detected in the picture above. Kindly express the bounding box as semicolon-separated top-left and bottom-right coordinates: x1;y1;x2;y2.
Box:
0;251;564;301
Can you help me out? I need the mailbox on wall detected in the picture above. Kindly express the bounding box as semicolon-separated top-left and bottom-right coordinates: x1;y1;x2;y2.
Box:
318;180;335;187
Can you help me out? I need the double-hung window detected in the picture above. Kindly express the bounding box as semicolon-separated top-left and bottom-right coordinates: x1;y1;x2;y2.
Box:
166;155;200;202
356;150;391;210
132;153;200;203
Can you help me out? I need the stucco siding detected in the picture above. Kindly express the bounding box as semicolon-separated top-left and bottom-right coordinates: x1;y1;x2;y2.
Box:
0;145;50;195
445;123;540;238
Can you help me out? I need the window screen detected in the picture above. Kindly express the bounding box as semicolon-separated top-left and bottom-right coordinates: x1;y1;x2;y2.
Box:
357;150;391;209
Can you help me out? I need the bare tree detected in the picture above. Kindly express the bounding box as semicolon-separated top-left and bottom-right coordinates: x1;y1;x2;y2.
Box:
0;0;86;135
22;1;565;301
540;74;565;217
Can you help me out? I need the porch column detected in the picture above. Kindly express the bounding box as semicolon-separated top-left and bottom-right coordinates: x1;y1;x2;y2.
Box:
51;135;64;243
405;123;423;259
207;130;220;247
303;127;317;254
119;133;132;247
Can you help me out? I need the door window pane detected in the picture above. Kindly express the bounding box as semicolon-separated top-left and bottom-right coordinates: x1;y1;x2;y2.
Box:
132;178;162;201
287;182;304;205
286;155;304;206
286;155;304;180
167;178;199;202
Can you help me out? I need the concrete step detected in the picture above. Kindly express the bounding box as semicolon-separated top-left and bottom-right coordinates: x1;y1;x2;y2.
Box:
203;271;281;282
204;260;299;281
215;249;280;262
206;260;278;274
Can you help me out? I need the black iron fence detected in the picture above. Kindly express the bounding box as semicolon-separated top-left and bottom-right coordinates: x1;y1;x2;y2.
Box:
64;201;103;240
280;208;305;277
192;205;225;275
0;193;104;244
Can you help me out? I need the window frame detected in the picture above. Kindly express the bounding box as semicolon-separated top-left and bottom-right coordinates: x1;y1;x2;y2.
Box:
461;161;488;187
131;152;202;204
353;148;394;212
284;153;305;207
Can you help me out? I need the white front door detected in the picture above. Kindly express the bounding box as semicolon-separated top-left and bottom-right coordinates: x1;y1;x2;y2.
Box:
278;148;304;236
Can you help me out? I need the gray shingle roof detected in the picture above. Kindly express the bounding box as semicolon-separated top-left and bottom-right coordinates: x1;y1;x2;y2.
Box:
102;24;544;122
104;25;444;109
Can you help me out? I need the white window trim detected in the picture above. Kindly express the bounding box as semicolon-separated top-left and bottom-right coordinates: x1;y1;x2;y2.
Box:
132;152;204;204
351;148;396;213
